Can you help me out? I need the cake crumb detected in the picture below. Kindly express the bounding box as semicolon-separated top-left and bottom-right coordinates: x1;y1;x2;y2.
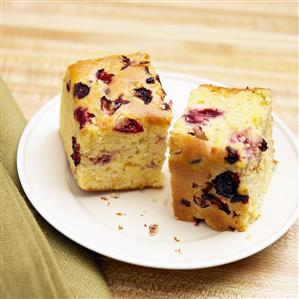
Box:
117;225;124;230
149;223;159;236
140;214;144;217
111;192;120;199
115;212;124;216
175;248;182;254
100;196;108;201
107;202;111;206
174;236;180;242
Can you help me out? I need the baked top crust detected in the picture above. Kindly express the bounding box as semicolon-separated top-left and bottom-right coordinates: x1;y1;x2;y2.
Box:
63;52;172;131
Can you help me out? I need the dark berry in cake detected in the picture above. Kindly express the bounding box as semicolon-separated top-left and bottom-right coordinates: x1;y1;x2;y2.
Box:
90;154;112;165
101;96;129;115
121;55;131;70
146;77;155;84
181;198;191;207
71;136;80;166
74;82;90;99
231;194;249;204
193;217;204;226
161;100;172;111
213;171;240;198
66;80;71;92
74;107;95;129
113;118;144;133
225;146;239;164
96;69;114;84
259;138;268;151
134;87;153;104
184;108;223;124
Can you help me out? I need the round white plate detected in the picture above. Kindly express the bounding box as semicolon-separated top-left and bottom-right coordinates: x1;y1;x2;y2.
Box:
17;72;298;269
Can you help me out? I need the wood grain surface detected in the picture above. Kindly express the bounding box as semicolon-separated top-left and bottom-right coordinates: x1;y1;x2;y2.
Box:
2;1;298;298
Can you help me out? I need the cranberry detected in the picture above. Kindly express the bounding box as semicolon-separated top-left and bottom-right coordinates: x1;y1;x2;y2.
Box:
101;96;129;115
192;182;199;188
73;82;90;99
212;171;240;198
90;154;111;165
193;196;209;208
193;218;204;226
121;55;131;70
161;100;172;111
228;226;236;231
134;87;152;104
144;66;150;74
225;146;239;164
96;69;114;84
180;198;191;207
259;138;268;151
146;77;155;84
202;192;230;215
74;107;94;129
66;80;71;92
231;194;249;204
71;136;80;166
184;108;223;124
113;118;144;133
189;158;202;164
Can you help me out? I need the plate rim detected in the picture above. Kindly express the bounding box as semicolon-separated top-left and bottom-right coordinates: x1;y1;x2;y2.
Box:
17;72;299;269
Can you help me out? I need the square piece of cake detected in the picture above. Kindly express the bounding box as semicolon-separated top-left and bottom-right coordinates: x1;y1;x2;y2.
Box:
60;52;172;191
169;85;274;231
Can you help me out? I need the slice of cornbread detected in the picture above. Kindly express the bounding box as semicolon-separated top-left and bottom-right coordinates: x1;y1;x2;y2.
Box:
60;52;172;191
169;85;274;231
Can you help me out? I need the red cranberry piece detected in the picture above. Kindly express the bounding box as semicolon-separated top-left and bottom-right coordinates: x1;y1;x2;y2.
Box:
100;96;113;115
66;80;71;92
212;171;240;198
90;154;112;165
134;87;153;104
193;217;204;226
201;192;231;215
180;198;191;207
73;82;90;99
101;96;129;115
96;69;114;84
121;55;131;70
184;108;223;124
161;100;172;111
74;107;95;129
192;182;199;188
259;138;268;151
225;146;239;164
71;136;80;166
113;118;144;133
231;194;249;204
146;77;155;84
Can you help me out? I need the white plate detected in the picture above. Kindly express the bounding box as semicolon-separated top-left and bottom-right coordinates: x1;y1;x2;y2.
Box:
17;72;298;269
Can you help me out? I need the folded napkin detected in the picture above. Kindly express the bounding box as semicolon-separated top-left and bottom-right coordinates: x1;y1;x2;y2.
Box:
0;79;112;299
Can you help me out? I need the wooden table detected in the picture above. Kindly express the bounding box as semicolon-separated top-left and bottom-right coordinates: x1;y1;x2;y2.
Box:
2;2;298;298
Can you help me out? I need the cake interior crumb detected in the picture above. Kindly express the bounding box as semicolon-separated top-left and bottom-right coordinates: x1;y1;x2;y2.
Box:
174;236;180;242
117;225;124;230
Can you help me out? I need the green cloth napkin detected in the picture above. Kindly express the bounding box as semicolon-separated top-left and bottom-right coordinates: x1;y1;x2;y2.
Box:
0;79;112;299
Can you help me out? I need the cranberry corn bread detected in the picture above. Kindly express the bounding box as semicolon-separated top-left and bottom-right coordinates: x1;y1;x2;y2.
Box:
169;85;274;231
60;53;172;191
